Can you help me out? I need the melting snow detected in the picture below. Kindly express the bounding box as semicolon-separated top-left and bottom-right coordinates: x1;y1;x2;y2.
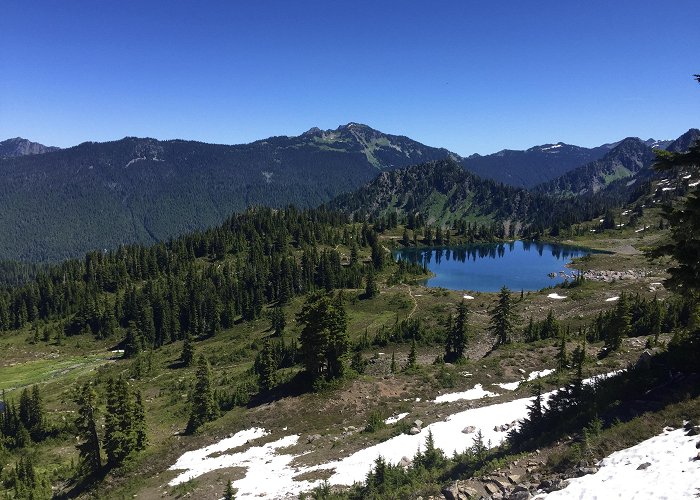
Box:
635;226;650;233
682;174;692;179
535;427;700;499
433;384;499;403
690;180;700;187
167;372;624;498
606;296;620;302
496;381;521;391
384;412;409;425
547;293;567;300
463;294;475;300
527;369;555;381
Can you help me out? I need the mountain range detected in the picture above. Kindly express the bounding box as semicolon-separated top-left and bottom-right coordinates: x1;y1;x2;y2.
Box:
0;124;695;262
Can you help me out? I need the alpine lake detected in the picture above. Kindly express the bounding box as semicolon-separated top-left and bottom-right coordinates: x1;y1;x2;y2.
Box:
393;240;594;292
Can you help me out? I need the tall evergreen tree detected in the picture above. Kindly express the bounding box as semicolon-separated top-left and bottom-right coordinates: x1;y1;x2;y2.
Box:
133;390;147;451
104;377;134;466
406;338;417;370
445;300;469;362
297;292;349;381
181;333;195;367
489;286;515;346
256;340;277;392
270;305;286;337
186;355;218;433
74;383;101;475
605;293;631;352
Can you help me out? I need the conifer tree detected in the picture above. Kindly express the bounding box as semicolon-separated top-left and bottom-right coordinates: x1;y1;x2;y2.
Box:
556;329;568;371
489;286;515;346
364;268;379;299
181;333;195;367
133;390;147;451
445;300;469;362
74;383;101;475
257;340;277;392
223;479;236;500
123;321;144;358
104;377;134;466
297;292;349;381
606;293;631;352
186;355;218;433
406;338;417;371
271;304;286;336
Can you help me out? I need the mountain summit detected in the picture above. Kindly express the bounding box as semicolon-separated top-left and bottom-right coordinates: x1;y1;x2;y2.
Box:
0;137;59;158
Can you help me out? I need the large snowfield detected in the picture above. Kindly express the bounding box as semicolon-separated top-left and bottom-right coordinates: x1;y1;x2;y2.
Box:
535;427;700;499
167;370;698;499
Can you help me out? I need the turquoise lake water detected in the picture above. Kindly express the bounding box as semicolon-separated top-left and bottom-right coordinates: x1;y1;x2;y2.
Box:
393;240;591;292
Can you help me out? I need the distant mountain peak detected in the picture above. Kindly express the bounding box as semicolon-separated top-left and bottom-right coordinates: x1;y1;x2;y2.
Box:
0;137;59;158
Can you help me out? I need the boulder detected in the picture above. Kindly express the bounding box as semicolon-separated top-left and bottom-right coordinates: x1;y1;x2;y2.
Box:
577;467;598;476
634;350;653;370
462;425;477;434
409;426;421;435
414;419;424;428
484;482;500;495
637;462;652;470
509;490;531;500
306;434;322;444
457;484;479;498
399;456;412;468
441;482;460;500
507;474;521;485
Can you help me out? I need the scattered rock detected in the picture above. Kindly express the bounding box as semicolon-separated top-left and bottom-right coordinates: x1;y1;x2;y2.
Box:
538;478;564;493
509;490;531;500
484;482;500;495
457;484;479;498
577;466;598;476
306;434;321;444
637;462;652;470
508;474;521;485
440;482;460;500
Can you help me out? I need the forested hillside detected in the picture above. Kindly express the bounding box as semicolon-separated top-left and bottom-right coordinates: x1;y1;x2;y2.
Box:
0;124;452;262
460;142;609;188
328;159;657;238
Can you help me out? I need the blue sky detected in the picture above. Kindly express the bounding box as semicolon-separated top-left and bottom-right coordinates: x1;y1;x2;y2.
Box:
1;1;698;155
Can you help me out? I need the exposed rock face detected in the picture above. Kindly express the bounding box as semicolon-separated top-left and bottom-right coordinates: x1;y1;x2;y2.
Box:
0;137;59;158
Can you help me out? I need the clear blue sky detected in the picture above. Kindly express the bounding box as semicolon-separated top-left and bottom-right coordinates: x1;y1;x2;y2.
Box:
1;0;698;155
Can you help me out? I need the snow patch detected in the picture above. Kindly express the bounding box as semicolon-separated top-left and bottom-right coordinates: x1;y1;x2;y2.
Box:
606;296;620;302
689;180;700;187
495;381;520;391
547;293;567;300
384;412;409;425
527;369;555;381
168;427;270;486
535;427;700;499
433;384;499;403
463;294;475;300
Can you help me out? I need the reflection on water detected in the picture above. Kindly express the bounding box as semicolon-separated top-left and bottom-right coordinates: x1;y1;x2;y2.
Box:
394;240;590;292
